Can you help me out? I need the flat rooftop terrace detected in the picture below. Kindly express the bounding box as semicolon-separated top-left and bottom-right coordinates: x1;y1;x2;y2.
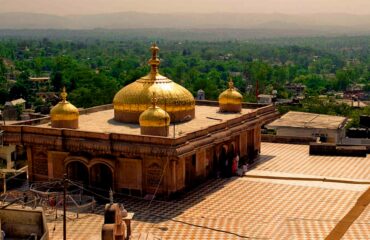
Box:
38;105;254;137
267;111;347;130
21;142;367;240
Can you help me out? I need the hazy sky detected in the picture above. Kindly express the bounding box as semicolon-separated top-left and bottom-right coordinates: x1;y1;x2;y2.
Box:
0;0;369;15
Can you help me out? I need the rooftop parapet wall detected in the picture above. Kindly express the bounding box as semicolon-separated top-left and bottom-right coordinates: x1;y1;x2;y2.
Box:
7;116;50;126
79;104;113;115
1;103;278;157
4;102;271;127
262;134;317;145
195;100;269;109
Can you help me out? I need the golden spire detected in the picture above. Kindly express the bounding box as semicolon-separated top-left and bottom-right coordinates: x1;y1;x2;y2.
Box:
148;42;160;77
60;87;68;102
151;92;158;108
228;78;235;90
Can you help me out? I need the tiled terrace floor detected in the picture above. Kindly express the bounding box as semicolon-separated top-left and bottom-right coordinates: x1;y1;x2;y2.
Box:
46;177;366;240
43;143;370;240
252;143;370;181
7;142;369;240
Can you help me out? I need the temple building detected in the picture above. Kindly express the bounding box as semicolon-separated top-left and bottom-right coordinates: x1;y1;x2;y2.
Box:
1;44;279;196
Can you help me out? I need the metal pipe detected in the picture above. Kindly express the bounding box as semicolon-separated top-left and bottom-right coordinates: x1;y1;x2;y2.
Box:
63;174;67;240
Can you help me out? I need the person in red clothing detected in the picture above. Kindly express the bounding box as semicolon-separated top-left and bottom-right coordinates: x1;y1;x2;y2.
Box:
232;154;239;175
49;196;56;208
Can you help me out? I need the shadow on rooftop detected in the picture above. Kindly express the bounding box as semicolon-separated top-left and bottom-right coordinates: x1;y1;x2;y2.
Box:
114;177;238;224
107;118;140;129
252;155;276;168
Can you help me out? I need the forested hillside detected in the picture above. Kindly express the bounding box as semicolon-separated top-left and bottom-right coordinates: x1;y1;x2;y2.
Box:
0;35;369;125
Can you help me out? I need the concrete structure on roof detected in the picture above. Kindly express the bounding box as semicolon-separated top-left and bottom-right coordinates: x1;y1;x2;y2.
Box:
196;89;205;100
29;76;51;94
29;77;50;82
9;98;26;107
344;83;367;100
285;82;306;97
0;208;49;239
257;94;274;104
267;111;347;143
0;145;16;169
2;98;26;121
0;44;279;197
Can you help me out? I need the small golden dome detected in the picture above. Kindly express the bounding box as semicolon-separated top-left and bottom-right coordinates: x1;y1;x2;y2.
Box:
50;87;79;122
113;43;195;123
139;93;170;127
219;79;243;105
219;79;243;113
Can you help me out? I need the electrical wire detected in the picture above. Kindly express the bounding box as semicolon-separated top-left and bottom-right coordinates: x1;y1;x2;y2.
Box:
2;174;272;218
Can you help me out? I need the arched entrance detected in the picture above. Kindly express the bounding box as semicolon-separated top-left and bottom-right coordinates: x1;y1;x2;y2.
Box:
228;144;235;177
90;164;113;192
66;161;89;186
219;146;228;177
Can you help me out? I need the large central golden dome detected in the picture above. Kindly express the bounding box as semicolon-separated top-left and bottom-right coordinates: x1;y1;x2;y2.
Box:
113;43;195;123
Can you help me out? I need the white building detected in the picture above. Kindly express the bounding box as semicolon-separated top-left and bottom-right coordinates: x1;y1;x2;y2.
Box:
266;111;347;143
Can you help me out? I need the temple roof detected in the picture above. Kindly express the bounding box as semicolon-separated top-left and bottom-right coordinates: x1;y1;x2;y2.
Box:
39;105;253;138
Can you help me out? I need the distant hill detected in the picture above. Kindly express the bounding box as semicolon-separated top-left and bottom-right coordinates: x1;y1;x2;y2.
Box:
0;12;369;33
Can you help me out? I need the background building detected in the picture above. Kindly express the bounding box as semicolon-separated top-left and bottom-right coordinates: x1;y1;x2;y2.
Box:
266;111;347;143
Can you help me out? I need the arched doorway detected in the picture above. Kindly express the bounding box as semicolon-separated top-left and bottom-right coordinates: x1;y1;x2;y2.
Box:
66;161;89;186
228;144;235;177
219;146;228;177
90;164;113;192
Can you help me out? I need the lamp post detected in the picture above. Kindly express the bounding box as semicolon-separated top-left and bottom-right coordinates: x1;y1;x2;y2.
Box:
171;115;192;138
63;174;68;240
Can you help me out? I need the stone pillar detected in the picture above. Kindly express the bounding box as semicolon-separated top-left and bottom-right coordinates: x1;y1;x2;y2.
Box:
48;151;69;180
255;125;261;153
26;147;34;181
247;129;255;161
196;149;206;179
176;157;186;191
239;132;247;158
31;147;49;181
171;160;177;193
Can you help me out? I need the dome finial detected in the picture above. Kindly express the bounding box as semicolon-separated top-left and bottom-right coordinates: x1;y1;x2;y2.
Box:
151;92;158;108
228;78;234;90
60;86;68;102
149;42;160;77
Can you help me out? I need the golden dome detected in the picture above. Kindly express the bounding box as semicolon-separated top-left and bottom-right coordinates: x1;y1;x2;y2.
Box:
139;93;170;127
113;43;195;123
50;87;79;122
219;79;243;105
